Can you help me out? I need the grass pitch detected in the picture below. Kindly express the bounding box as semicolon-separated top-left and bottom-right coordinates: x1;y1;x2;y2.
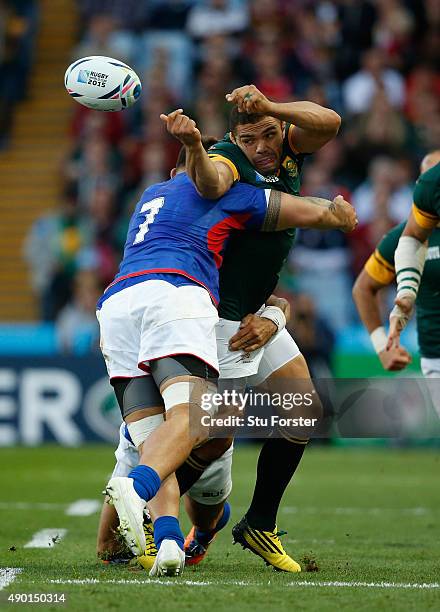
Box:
0;444;439;611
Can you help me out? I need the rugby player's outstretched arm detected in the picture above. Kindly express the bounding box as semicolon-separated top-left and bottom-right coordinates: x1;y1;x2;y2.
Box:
226;85;341;153
263;190;358;233
185;143;235;199
160;108;234;198
353;270;412;371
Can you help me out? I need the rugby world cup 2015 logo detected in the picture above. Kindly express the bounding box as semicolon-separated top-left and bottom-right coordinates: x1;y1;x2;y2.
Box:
77;69;90;84
255;170;280;183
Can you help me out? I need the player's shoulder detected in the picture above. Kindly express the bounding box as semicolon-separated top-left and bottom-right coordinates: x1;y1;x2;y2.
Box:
420;161;440;183
415;162;440;195
283;122;307;161
208;135;247;181
208;134;243;161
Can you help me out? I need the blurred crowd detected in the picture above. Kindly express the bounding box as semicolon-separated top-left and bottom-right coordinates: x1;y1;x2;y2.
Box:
23;0;440;357
0;0;38;148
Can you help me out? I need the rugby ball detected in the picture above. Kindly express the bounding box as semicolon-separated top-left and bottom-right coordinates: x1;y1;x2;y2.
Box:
64;56;142;112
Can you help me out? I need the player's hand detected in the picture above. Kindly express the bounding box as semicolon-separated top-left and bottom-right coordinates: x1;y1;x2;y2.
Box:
332;195;358;232
386;296;415;350
229;314;277;352
225;85;272;115
378;346;412;371
159;109;202;147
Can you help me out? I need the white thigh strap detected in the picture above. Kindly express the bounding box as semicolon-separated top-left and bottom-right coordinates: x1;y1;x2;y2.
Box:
127;414;164;448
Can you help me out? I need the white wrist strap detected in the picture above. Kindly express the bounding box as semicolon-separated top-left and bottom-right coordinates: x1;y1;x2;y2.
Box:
260;306;286;332
389;304;410;333
395;236;427;302
370;326;387;354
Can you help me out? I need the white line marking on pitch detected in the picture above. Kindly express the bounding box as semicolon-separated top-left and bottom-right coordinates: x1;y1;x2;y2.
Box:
47;578;439;590
0;568;22;590
0;502;65;511
65;500;100;516
24;529;67;548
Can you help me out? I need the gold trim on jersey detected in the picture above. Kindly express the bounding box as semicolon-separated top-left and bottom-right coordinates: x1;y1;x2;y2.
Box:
412;203;439;229
208;154;240;182
287;124;300;154
364;251;395;285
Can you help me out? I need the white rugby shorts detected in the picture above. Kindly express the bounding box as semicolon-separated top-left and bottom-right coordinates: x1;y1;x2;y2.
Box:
216;317;301;382
97;280;219;379
112;424;232;505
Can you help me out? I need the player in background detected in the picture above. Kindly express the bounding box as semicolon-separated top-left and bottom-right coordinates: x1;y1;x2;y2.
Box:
386;153;440;354
161;85;342;570
99;142;356;575
357;150;440;416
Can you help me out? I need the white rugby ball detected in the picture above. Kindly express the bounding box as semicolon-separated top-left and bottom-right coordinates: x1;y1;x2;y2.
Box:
64;56;142;112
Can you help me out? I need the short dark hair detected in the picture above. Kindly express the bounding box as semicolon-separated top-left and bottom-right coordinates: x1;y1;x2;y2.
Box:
176;136;219;169
229;106;263;134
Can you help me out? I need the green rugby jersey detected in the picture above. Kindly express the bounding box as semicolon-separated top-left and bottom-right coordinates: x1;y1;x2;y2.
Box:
208;124;305;320
412;162;440;229
365;223;440;358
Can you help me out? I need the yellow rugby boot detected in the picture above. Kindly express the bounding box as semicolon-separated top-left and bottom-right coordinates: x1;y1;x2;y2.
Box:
137;515;158;571
232;517;301;573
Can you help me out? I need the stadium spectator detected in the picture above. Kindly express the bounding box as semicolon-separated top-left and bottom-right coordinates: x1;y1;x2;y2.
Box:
342;48;405;115
286;292;335;378
352;156;413;226
72;14;135;65
0;0;38;147
23;186;93;320
283;163;354;333
56;268;101;354
186;0;249;40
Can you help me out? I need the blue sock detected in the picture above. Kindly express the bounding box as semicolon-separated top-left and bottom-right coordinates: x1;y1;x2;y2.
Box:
128;465;161;502
154;516;184;551
195;501;231;545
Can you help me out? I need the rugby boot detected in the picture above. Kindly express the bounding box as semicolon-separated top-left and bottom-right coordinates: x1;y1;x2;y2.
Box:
137;514;158;571
104;477;146;556
184;526;216;566
232;516;301;572
149;540;185;577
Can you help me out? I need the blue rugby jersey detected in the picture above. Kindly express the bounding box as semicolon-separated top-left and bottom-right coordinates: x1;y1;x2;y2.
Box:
97;172;268;308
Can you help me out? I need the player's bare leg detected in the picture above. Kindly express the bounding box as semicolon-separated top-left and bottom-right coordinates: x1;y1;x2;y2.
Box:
106;372;213;575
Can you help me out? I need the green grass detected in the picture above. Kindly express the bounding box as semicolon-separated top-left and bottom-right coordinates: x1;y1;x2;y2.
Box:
0;445;439;611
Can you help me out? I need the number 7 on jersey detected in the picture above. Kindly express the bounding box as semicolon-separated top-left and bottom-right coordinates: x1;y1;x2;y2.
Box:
133;197;165;245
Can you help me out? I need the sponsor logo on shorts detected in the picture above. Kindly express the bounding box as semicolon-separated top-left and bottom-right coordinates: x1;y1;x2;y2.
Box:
202;489;224;498
235;351;252;364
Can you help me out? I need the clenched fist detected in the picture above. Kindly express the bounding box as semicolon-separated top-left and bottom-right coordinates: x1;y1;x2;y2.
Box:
160;109;201;147
331;195;358;233
226;85;272;115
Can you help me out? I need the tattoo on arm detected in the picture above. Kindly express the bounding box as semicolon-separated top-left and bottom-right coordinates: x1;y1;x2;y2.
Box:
263;190;282;231
306;196;334;210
